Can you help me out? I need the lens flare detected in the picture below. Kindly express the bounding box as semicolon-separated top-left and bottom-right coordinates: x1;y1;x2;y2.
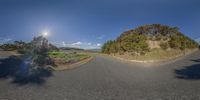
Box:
42;32;48;37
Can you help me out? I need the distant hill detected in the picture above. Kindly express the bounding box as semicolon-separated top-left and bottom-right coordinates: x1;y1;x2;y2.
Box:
59;47;101;53
59;47;84;51
102;24;199;60
85;49;101;53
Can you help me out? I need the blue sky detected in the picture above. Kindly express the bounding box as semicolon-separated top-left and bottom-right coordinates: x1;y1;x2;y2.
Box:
0;0;200;49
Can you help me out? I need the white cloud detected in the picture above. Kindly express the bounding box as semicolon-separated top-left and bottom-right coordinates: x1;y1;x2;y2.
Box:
0;37;12;44
62;41;66;46
97;43;101;46
72;41;82;45
51;41;102;49
87;43;92;45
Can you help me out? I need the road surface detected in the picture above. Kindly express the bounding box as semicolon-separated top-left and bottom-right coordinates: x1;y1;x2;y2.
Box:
0;51;200;100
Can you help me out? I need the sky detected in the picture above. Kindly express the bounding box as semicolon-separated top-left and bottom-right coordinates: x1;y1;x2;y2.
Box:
0;0;200;49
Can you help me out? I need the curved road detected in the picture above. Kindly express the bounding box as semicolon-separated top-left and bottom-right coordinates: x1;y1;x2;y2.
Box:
0;51;200;100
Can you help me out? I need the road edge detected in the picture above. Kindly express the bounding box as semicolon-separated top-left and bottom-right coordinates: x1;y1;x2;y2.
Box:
50;56;93;71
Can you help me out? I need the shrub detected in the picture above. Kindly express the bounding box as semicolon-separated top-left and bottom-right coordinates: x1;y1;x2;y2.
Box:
119;33;149;55
169;33;198;50
102;33;149;55
160;42;168;50
102;40;118;54
102;24;198;55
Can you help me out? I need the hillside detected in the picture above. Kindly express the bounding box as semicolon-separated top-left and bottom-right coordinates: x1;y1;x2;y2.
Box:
102;24;199;60
59;47;84;51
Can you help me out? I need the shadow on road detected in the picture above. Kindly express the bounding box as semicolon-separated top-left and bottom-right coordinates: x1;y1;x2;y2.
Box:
191;59;200;63
175;59;200;80
0;56;53;85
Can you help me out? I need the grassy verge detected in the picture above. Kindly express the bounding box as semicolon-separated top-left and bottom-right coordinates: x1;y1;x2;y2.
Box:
48;51;90;63
114;48;197;61
47;51;92;71
50;57;93;71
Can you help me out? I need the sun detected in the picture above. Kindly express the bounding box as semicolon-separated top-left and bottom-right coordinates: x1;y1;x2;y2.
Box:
43;32;48;36
42;31;49;37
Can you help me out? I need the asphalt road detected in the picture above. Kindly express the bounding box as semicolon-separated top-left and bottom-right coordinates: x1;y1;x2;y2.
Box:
0;51;200;100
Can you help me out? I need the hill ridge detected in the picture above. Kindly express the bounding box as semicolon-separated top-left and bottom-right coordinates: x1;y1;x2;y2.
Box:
102;24;199;60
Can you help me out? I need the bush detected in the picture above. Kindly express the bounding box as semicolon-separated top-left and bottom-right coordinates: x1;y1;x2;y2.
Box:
155;35;162;41
102;24;198;55
160;42;168;50
169;33;198;50
102;40;119;54
119;33;149;55
102;33;149;55
0;44;18;51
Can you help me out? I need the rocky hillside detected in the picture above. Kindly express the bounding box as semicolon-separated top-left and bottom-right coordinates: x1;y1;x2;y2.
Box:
102;24;199;56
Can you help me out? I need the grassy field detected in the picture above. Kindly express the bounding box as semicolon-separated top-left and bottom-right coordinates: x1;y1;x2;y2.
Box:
48;51;90;64
114;48;197;61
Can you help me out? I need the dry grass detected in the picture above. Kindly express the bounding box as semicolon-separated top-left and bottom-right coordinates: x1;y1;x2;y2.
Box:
0;50;21;57
114;48;197;61
50;56;93;71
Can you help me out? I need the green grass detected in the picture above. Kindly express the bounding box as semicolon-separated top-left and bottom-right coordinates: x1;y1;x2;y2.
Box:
48;51;66;58
48;51;90;62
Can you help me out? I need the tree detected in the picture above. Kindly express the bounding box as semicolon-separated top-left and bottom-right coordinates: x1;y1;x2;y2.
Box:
28;36;57;67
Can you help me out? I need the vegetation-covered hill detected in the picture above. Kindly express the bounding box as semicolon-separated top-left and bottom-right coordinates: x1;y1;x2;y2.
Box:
102;24;199;60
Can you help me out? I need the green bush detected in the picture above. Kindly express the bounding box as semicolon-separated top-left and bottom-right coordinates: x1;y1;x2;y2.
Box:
102;40;119;54
160;42;168;50
120;33;149;55
169;33;198;50
102;33;149;55
102;24;198;55
0;44;18;51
